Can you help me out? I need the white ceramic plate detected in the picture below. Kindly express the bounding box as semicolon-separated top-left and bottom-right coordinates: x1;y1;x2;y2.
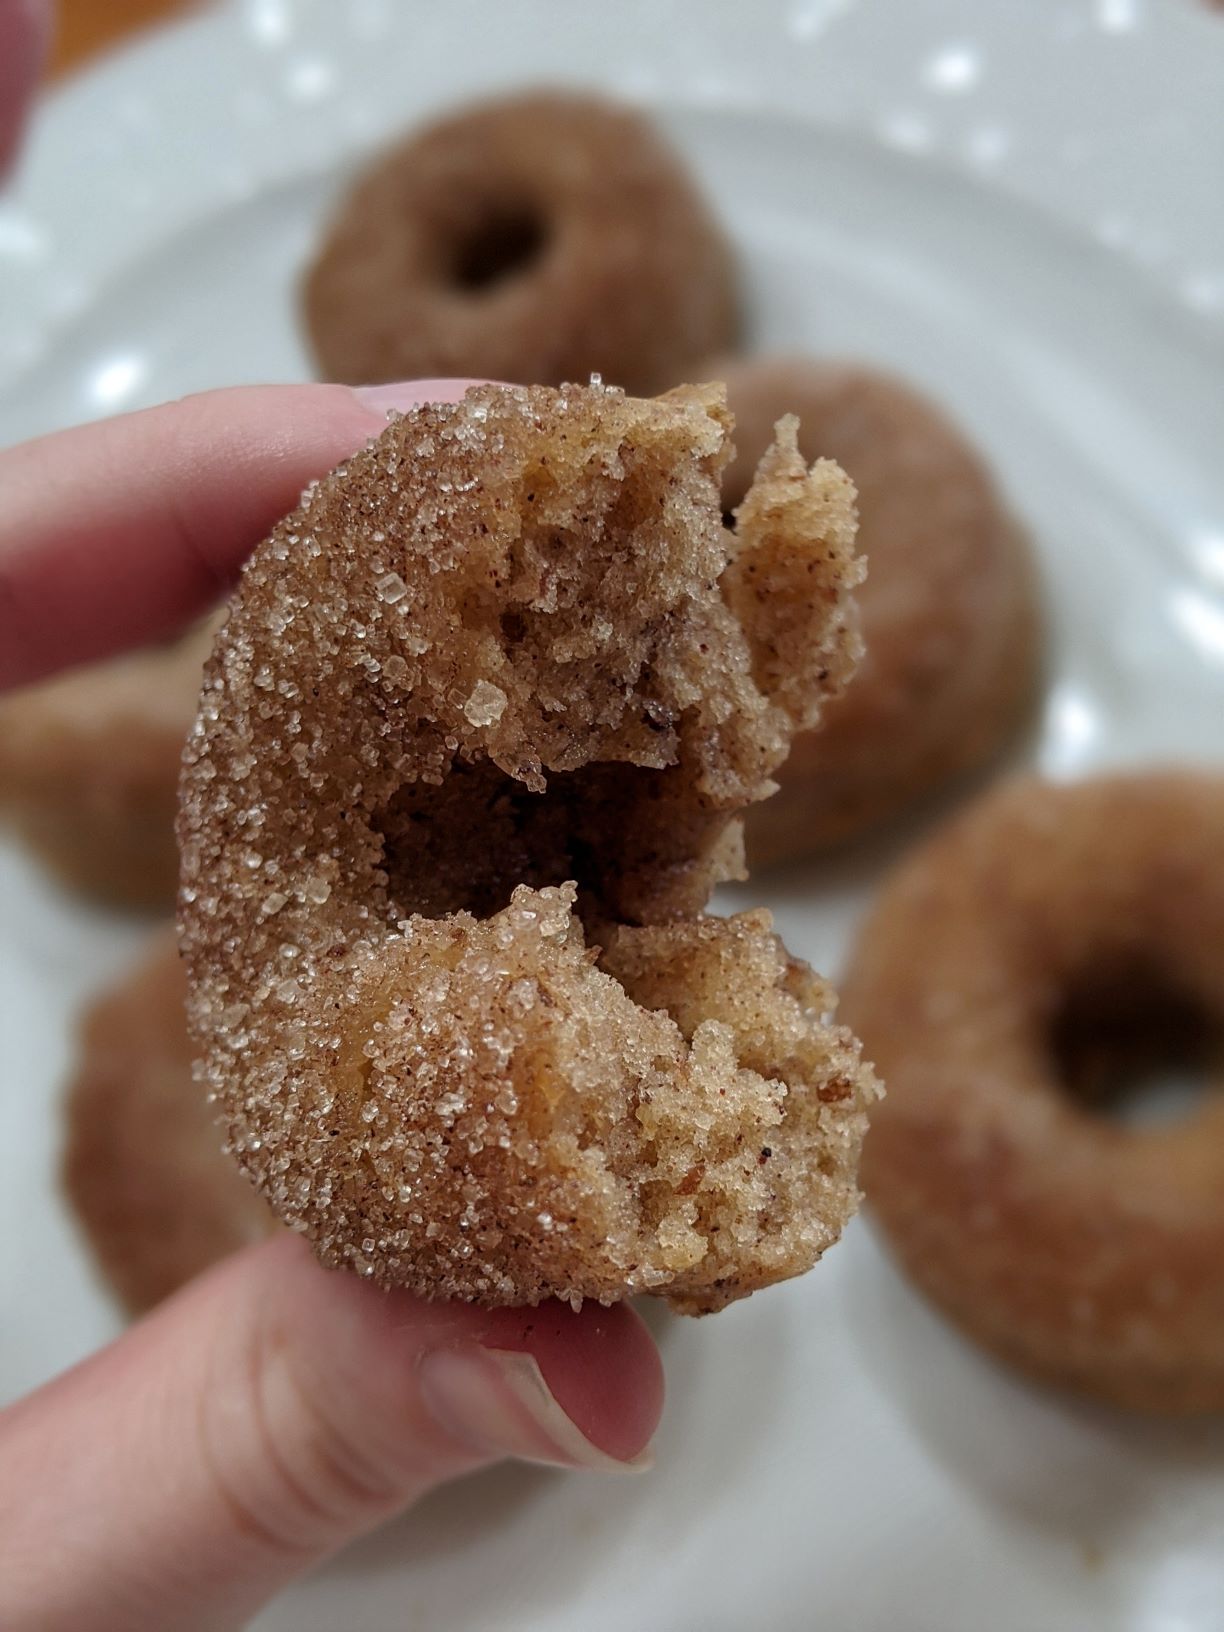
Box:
2;3;1224;1628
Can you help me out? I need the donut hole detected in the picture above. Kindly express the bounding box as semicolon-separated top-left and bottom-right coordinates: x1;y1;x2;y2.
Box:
1049;963;1220;1129
447;204;549;292
375;755;669;926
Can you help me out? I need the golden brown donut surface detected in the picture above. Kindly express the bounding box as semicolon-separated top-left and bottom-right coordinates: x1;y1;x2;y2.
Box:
843;772;1224;1413
0;622;213;911
179;381;878;1314
715;359;1040;865
63;929;274;1316
303;91;739;394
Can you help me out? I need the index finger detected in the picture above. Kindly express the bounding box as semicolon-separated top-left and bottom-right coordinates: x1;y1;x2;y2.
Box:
0;381;471;691
0;0;51;176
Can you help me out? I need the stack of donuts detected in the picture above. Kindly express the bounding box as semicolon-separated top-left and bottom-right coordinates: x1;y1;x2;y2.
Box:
18;91;1223;1413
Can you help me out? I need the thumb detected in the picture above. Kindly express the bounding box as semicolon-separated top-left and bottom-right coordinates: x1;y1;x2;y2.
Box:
0;1232;663;1632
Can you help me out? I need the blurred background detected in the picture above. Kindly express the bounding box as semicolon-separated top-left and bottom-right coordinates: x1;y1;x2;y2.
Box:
51;0;191;72
2;4;1224;1630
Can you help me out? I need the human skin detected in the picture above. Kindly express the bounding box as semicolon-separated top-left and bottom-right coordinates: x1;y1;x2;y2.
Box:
0;381;663;1632
0;0;49;174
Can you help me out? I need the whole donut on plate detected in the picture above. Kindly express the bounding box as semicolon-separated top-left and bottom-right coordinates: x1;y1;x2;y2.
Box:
844;771;1224;1414
302;91;740;393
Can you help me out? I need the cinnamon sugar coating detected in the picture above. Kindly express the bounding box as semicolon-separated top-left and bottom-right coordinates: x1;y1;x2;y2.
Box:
178;381;877;1312
845;773;1224;1413
302;91;739;393
0;622;214;910
63;930;273;1315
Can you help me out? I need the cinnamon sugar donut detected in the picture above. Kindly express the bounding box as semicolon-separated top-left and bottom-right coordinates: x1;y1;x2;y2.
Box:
0;621;214;911
714;359;1040;865
179;381;878;1314
303;92;739;394
63;930;273;1316
843;772;1224;1413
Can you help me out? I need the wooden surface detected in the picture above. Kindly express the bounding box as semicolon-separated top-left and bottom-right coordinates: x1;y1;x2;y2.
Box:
51;0;193;76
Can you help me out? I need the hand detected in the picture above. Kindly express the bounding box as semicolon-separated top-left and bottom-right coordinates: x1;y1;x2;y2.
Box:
0;0;50;176
0;384;664;1632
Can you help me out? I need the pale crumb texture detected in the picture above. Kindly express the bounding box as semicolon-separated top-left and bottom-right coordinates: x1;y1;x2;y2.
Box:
178;381;875;1312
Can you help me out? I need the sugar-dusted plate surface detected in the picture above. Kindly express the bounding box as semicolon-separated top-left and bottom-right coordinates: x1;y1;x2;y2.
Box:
1;3;1223;1628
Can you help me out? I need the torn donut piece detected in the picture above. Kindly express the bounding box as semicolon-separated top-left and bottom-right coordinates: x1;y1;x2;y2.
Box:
713;357;1041;865
178;381;878;1312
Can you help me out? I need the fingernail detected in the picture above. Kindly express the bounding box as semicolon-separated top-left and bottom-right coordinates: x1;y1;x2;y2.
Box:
418;1345;652;1473
352;380;485;416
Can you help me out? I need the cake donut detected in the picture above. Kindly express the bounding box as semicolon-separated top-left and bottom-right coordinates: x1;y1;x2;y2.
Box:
0;620;215;911
63;930;273;1316
178;380;878;1315
843;772;1224;1413
303;92;739;394
714;358;1040;866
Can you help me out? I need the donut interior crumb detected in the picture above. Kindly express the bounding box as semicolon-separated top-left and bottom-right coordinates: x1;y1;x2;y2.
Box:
335;885;871;1312
181;381;876;1312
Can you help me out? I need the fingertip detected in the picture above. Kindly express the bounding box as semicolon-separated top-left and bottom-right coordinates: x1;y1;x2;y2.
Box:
260;1236;664;1467
0;0;51;177
351;379;491;416
479;1298;666;1464
0;378;508;691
